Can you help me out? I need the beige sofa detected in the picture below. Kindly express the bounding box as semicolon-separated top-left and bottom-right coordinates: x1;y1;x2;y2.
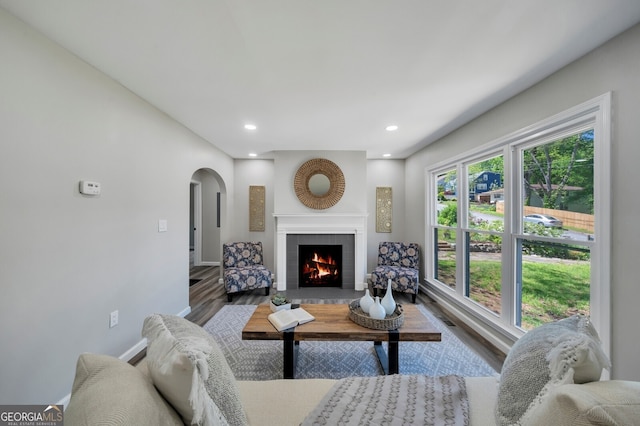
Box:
237;375;499;425
64;314;640;426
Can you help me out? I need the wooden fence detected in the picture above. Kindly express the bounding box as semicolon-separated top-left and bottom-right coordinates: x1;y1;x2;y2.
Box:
495;201;594;233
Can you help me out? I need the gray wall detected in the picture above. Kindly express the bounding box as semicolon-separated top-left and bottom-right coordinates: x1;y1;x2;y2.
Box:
0;10;235;403
231;159;276;268
273;151;367;215
406;23;640;380
366;159;407;271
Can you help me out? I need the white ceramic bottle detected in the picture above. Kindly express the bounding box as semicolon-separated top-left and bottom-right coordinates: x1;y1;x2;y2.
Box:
360;288;374;312
381;278;396;315
368;296;386;320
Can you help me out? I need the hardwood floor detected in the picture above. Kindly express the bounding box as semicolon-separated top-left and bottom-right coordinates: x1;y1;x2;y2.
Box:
183;263;505;373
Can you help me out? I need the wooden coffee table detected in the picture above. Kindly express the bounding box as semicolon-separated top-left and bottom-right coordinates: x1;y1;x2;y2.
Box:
241;303;442;379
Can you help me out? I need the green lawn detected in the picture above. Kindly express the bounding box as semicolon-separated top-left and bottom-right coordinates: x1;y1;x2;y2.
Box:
437;259;590;330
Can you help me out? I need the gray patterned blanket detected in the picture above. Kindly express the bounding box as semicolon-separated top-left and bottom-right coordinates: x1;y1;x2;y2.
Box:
302;374;469;426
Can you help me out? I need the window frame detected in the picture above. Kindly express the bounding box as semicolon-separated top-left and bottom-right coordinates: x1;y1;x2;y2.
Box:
424;93;611;361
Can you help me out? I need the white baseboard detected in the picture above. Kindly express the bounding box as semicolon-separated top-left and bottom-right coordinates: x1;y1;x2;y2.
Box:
177;306;191;318
57;393;71;408
424;286;513;355
116;306;190;365
119;338;148;362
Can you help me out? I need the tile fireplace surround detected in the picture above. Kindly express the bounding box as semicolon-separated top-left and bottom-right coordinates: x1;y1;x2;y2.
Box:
274;213;367;291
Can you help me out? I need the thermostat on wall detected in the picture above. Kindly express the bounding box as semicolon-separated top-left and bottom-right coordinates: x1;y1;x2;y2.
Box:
79;180;101;195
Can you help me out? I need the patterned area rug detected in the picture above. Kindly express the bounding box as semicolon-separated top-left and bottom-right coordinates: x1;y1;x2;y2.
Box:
202;304;498;380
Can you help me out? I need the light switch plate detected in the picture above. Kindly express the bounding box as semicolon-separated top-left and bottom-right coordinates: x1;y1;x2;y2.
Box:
158;219;168;232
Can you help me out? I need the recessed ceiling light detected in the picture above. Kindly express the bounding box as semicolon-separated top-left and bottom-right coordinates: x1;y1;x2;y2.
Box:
248;153;257;157
244;124;257;130
385;125;398;131
383;153;392;157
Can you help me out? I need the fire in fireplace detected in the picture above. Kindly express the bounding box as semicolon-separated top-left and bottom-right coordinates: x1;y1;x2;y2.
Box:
299;245;342;287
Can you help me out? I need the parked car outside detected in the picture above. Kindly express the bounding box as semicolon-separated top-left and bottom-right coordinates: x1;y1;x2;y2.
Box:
524;214;563;228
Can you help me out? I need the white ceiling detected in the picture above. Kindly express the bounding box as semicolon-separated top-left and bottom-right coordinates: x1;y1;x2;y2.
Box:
2;1;640;159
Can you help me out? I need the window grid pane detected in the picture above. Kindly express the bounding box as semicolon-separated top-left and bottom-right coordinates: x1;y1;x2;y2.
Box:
435;227;456;289
465;231;502;316
515;238;591;330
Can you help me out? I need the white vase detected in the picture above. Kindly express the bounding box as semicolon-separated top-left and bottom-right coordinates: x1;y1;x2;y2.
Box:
368;296;386;320
360;289;374;312
381;279;396;315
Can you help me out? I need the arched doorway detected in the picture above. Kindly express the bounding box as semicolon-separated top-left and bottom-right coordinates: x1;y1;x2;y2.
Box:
189;168;225;267
188;169;227;315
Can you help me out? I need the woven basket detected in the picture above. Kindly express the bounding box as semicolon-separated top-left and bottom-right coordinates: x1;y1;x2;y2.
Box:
348;299;404;330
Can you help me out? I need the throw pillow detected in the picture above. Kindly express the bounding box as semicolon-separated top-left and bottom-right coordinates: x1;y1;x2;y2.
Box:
495;315;610;426
520;380;640;426
65;353;183;426
142;314;248;426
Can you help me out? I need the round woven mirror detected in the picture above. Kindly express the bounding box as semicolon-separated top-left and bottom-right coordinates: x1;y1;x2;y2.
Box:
293;158;345;209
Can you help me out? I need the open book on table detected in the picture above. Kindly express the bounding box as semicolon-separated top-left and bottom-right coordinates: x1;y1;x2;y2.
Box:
268;307;315;331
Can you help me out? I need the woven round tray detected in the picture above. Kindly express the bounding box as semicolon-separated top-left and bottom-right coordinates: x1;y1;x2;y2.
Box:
348;299;404;330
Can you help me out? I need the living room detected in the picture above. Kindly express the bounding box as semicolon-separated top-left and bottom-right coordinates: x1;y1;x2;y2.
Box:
2;2;640;407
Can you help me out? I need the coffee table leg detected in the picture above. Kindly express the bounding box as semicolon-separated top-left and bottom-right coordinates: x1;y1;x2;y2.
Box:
388;339;399;374
374;341;389;374
283;331;298;379
374;331;400;375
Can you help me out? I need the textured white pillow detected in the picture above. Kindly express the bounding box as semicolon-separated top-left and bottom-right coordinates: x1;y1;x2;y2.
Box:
521;381;640;426
142;314;248;426
495;315;610;426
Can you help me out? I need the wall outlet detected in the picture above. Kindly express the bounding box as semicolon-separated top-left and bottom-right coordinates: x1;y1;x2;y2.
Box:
109;310;119;328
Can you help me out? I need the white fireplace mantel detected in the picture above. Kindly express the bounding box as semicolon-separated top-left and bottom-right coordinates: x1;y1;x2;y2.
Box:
274;213;367;291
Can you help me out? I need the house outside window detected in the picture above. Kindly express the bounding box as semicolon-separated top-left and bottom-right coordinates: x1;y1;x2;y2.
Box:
425;94;611;358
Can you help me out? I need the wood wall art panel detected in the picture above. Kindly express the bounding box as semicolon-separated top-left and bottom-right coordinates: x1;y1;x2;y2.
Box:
376;186;392;233
249;185;265;232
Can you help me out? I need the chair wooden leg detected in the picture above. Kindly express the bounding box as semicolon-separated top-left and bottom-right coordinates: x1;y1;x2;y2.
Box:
227;293;233;302
373;288;378;297
412;293;417;303
265;287;270;296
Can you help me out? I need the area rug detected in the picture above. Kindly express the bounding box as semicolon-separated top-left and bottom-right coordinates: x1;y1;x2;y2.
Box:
202;304;498;380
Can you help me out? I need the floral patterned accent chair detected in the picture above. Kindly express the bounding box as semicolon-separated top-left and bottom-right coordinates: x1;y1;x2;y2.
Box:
370;242;420;303
223;242;272;302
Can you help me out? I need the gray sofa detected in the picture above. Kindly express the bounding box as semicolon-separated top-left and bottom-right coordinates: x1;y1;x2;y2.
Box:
64;313;640;426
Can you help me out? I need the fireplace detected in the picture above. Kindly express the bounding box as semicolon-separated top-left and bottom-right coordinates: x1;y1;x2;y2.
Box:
299;245;342;287
286;234;354;289
274;213;367;291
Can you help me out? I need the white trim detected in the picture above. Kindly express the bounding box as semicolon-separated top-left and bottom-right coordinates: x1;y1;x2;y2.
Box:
592;92;612;378
425;285;513;355
191;180;203;266
119;338;148;362
176;306;192;318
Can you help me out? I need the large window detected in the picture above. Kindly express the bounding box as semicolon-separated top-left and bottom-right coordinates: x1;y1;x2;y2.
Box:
426;94;610;354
